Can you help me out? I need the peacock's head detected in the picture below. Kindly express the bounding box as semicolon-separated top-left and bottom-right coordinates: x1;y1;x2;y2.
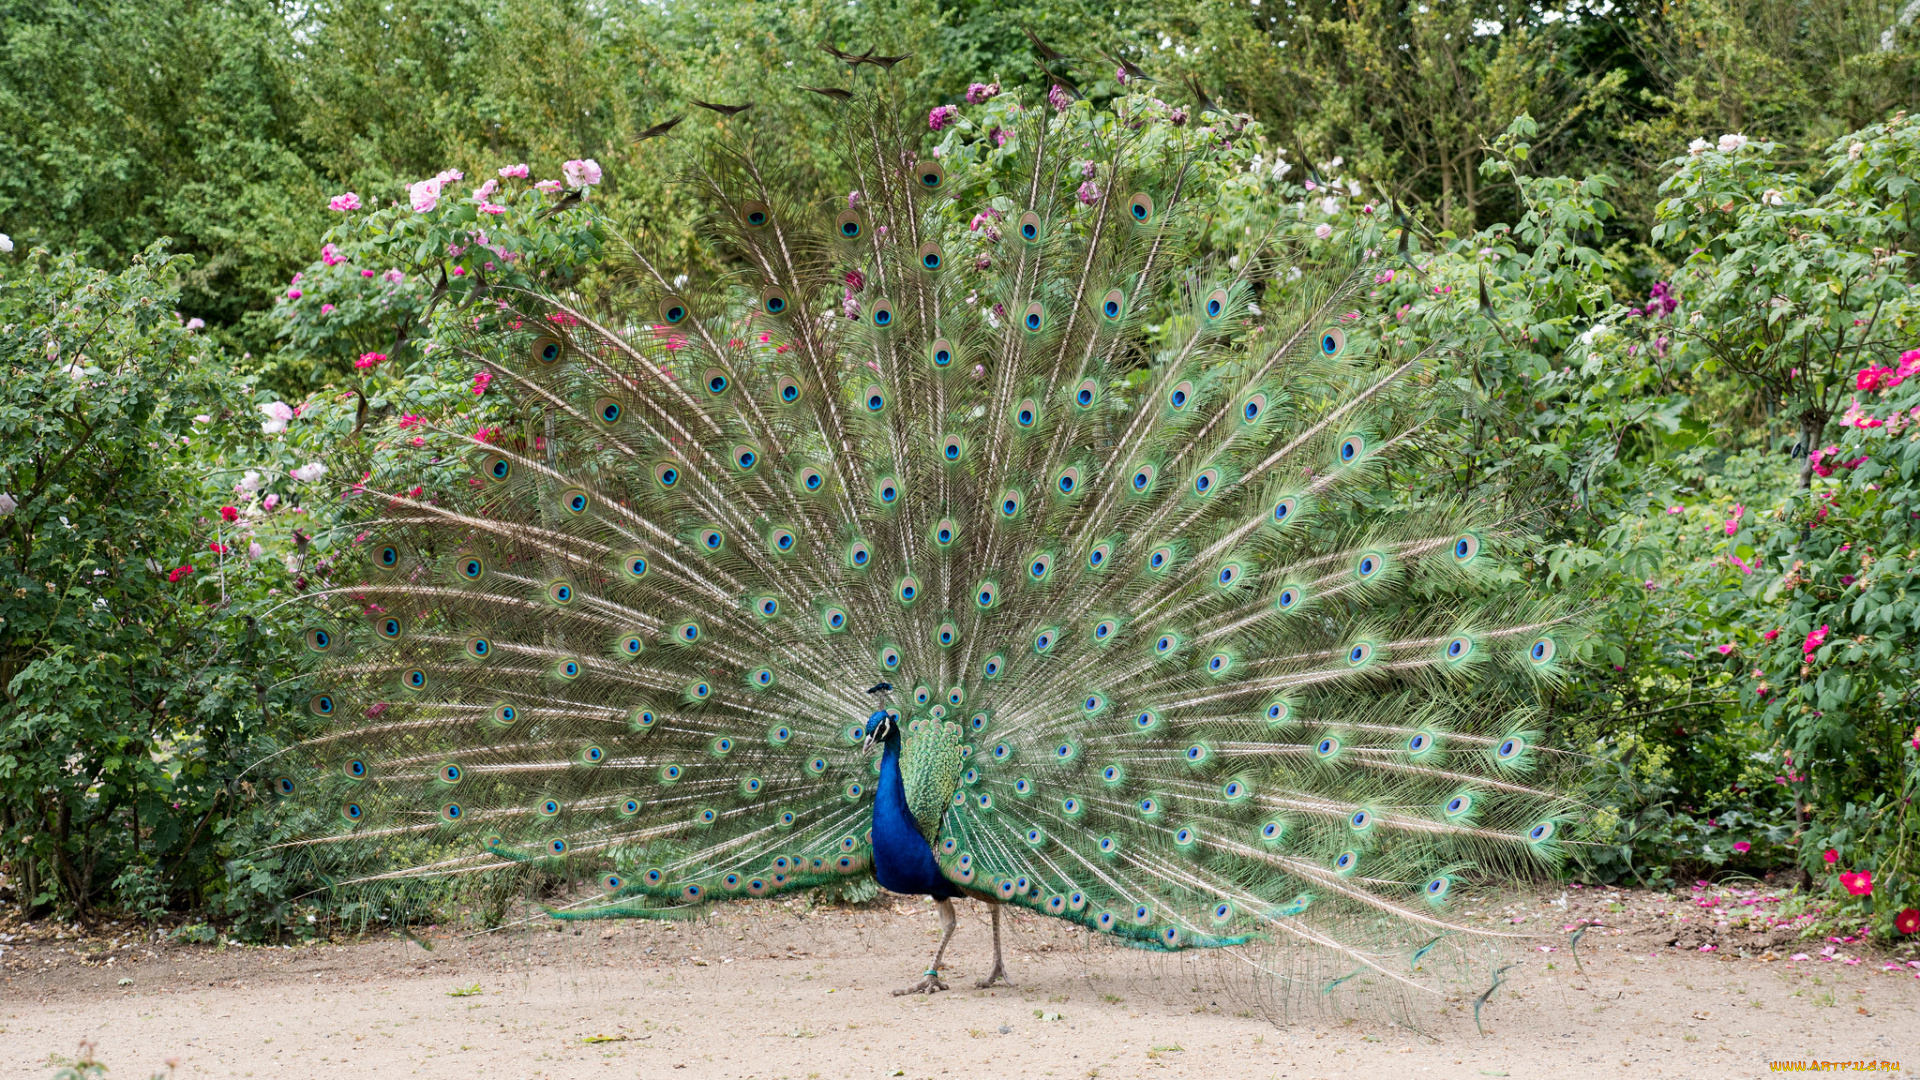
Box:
861;708;898;755
861;682;897;754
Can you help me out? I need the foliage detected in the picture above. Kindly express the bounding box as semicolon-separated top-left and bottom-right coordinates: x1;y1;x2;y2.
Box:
0;245;272;919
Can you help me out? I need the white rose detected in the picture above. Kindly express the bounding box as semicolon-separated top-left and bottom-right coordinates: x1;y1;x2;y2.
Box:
1717;133;1748;152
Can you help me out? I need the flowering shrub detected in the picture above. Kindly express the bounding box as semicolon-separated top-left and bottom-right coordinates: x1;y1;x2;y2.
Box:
270;162;604;382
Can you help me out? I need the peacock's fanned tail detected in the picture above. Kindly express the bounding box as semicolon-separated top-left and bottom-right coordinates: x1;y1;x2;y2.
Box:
265;85;1578;995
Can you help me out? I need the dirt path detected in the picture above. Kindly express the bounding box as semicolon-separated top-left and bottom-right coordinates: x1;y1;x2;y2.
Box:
3;888;1915;1079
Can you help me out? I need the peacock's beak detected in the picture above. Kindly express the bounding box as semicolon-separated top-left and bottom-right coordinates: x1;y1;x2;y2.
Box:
861;730;878;756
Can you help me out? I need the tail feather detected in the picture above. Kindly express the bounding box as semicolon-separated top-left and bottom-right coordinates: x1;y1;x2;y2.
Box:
263;82;1574;1007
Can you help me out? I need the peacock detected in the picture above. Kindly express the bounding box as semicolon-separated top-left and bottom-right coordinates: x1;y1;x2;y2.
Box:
262;59;1577;1005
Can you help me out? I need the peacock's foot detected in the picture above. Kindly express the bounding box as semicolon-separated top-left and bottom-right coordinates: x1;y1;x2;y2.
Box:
974;963;1010;989
892;970;949;996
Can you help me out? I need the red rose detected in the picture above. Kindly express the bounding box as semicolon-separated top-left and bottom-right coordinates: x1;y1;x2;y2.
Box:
219;506;239;523
1895;908;1920;935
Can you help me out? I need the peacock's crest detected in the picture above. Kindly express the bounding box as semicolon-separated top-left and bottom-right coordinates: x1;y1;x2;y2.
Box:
264;72;1577;1006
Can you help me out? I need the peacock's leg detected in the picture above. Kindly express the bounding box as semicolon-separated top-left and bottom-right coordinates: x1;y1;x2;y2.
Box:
893;897;957;996
975;901;1011;988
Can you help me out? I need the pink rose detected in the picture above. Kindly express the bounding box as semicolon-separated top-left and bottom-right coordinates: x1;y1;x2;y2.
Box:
472;178;499;201
1733;841;1751;853
408;177;442;213
321;243;344;266
328;192;362;212
286;288;301;300
471;371;492;396
1313;223;1332;239
382;268;405;284
928;104;958;131
355;352;387;369
1803;624;1830;657
1840;871;1873;897
965;82;1000;104
499;163;530;179
1047;84;1072;111
562;158;603;187
1824;848;1839;864
535;179;563;192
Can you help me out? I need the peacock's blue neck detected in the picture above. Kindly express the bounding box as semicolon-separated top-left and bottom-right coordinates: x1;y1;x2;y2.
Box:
870;724;961;899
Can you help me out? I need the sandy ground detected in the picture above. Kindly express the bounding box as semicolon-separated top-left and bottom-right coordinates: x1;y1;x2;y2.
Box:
3;886;1916;1080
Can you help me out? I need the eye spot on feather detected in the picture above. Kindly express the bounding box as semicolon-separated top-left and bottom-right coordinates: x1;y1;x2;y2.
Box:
699;529;724;551
1018;210;1042;243
459;556;486;581
760;286;790;316
653;462;680;489
1355;553;1382;579
1074;379;1098;409
464;636;491;660
869;297;895;328
1334;850;1358;873
1453;533;1481;562
741;200;770;228
1444;793;1472;817
822;607;848;632
1265;699;1290;724
547;580;574;605
914;160;946;190
929;338;955;369
1529;637;1557;664
1497;736;1526;761
1527;821;1556;843
1023;302;1045;333
1146;545;1173;573
998;489;1024;518
847;539;872;568
531;336;564;366
1339;434;1365;463
1242;393;1267;423
1347;642;1373;665
658;296;689;325
1127;192;1155;223
917;242;944;271
484;455;513;483
1168;380;1193;411
835;209;865;240
704;369;730;395
1444;635;1474;661
1101;288;1124;320
863;383;886;412
1203;288;1228;319
1092;619;1115;642
1055;466;1080;495
1320;327;1346;356
982;653;1004;679
403;668;428;690
1316;736;1341;758
896;575;919;604
1088;543;1111;569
